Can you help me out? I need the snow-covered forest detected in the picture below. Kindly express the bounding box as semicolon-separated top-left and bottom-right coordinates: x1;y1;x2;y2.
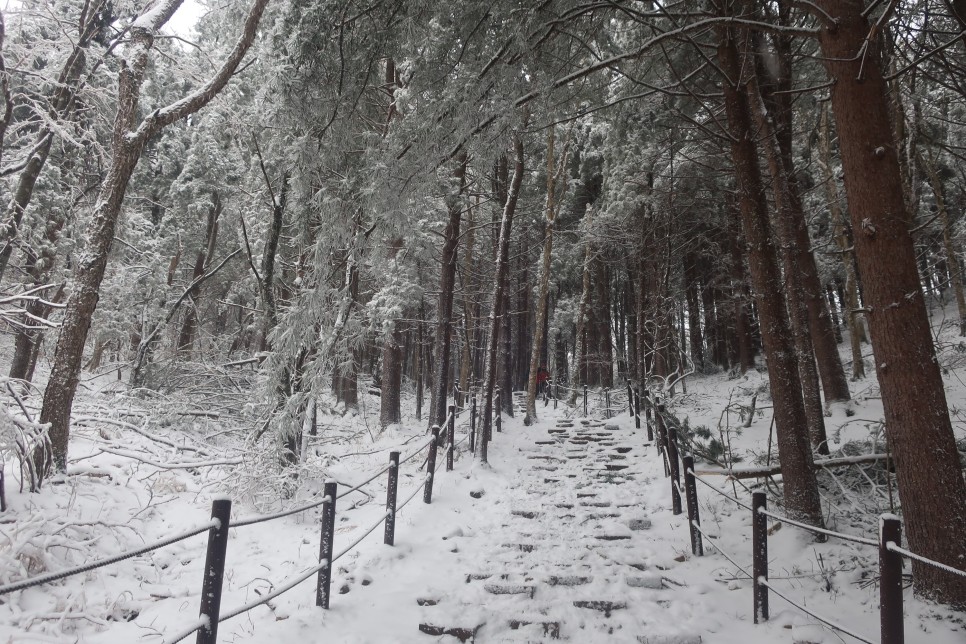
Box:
0;0;965;642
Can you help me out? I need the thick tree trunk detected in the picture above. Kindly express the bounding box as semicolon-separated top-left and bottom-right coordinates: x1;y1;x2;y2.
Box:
813;0;966;603
481;135;524;441
716;21;823;528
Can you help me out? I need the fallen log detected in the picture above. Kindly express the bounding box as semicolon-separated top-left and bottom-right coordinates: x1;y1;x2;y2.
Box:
693;453;890;480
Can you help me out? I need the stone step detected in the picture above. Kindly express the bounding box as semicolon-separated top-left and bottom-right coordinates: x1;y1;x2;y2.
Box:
637;636;703;644
545;575;592;586
510;510;542;519
418;623;481;642
484;583;536;599
509;619;561;640
573;600;627;617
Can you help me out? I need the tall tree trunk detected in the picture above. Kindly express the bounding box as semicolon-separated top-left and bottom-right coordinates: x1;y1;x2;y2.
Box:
36;0;270;475
380;325;403;429
429;159;467;429
569;210;593;405
481;134;524;441
760;9;851;404
177;192;221;354
818;103;867;378
812;0;966;604
526;128;568;422
922;151;966;336
745;63;829;454
716;19;824;528
684;253;704;369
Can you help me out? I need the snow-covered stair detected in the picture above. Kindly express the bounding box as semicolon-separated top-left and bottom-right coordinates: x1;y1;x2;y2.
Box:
414;405;705;643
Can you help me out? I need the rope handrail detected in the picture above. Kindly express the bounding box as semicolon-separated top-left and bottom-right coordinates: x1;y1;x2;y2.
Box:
689;519;752;576
887;542;966;578
690;519;874;644
688;468;753;511
397;473;431;512
332;509;392;563
758;579;875;644
0;519;218;596
336;462;394;501
400;435;437;466
758;508;878;548
162;616;209;644
232;496;332;528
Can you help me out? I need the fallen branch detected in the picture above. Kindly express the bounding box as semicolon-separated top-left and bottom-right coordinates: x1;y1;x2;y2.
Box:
694;453;891;480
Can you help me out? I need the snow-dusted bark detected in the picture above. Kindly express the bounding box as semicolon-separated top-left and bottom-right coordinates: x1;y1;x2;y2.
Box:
38;0;271;474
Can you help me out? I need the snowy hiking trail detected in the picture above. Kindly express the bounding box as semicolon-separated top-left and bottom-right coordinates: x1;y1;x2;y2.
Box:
6;389;963;644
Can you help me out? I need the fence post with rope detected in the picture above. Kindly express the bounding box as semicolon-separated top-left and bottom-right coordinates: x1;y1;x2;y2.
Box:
470;395;477;453
424;426;440;503
384;452;400;546
196;498;231;644
583;384;588;416
605;389;611;419
880;515;904;644
682;455;702;556
667;415;682;515
495;388;503;433
655;401;670;477
633;387;641;430
317;481;338;609
752;491;768;623
447;405;456;471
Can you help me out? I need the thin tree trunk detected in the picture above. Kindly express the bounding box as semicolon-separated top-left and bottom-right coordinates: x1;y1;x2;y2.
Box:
922;152;966;336
481;134;524;442
177;192;221;354
812;0;966;604
818;102;866;378
745;62;829;454
569;210;593;405
526;128;569;422
429;158;466;429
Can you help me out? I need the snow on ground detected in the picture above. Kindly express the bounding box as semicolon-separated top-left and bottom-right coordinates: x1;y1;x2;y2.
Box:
2;306;966;642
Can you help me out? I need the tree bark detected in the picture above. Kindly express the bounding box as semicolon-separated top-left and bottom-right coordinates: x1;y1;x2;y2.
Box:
812;0;966;603
716;19;824;528
37;0;270;475
526;128;568;422
481;134;524;442
818;102;867;379
744;62;829;454
429;158;466;429
177;192;222;354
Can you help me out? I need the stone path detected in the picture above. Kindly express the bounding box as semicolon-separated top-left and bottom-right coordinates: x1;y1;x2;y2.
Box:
414;392;705;643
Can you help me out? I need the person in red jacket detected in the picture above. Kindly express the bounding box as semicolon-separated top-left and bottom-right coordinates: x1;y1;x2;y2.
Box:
536;366;549;395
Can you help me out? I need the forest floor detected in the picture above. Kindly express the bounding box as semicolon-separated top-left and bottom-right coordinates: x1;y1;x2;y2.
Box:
2;307;966;642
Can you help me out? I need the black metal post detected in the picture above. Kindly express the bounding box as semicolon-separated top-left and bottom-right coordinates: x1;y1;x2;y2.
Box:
447;405;456;471
667;423;682;515
495;388;502;433
644;392;654;442
879;515;904;644
481;416;489;464
384;452;400;546
752;491;768;623
196;498;231;644
470;396;477;453
424;427;440;503
317;481;338;609
683;456;703;556
583;384;588;416
656;402;669;477
605;389;611;419
633;387;641;430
